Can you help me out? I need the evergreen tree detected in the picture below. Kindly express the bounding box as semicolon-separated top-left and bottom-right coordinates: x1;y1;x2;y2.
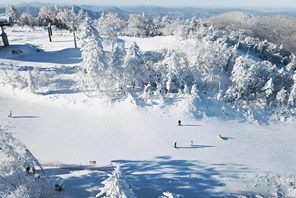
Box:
123;42;148;88
96;164;136;198
225;56;250;100
262;78;274;98
276;87;287;106
5;4;19;23
79;18;108;90
288;73;296;107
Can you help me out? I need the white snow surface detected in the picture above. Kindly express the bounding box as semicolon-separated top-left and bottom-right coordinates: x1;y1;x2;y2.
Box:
1;27;296;197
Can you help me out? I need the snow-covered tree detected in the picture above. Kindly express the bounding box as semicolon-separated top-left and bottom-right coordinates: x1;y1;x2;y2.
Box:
55;8;85;30
157;50;189;93
0;128;52;197
276;87;287;106
123;42;148;88
261;78;274;98
19;12;34;27
111;43;126;70
98;12;123;51
79;18;108;90
37;6;57;25
5;4;19;23
96;164;136;198
2;185;31;198
225;56;250;101
288;73;296;106
125;14;148;37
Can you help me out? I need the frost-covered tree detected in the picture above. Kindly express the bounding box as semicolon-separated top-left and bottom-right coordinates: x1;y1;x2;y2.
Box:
156;50;189;93
55;8;85;30
2;185;31;198
0;128;52;197
98;12;123;51
124;42;148;88
261;78;274;98
225;56;250;100
111;43;126;70
288;73;296;106
276;88;287;106
5;4;19;23
37;7;58;25
79;18;108;90
225;56;274;103
101;43;127;95
96;164;136;198
19;12;34;27
188;37;231;94
125;14;148;37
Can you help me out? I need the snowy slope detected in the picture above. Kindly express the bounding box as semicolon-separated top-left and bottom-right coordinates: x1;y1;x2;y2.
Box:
1;27;296;197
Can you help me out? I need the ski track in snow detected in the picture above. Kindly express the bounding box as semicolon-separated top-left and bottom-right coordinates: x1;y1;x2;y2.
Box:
1;28;296;197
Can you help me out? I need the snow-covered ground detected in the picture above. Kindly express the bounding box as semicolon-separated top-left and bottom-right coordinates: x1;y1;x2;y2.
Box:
1;27;296;197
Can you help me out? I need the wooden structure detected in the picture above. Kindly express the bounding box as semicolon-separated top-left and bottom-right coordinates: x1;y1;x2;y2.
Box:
0;16;11;47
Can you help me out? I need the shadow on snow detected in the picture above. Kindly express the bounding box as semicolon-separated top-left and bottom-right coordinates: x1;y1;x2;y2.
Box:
114;156;250;198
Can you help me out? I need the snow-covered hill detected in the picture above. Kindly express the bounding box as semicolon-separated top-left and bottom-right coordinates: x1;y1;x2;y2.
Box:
207;11;296;54
1;27;296;197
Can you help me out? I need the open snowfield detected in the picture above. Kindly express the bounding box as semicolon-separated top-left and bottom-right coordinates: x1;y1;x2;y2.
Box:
1;27;296;197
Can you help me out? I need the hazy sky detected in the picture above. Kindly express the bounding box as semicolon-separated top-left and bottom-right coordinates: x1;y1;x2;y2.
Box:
1;0;296;9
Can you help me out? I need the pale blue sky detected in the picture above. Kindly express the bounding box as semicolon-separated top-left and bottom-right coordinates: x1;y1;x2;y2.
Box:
1;0;296;9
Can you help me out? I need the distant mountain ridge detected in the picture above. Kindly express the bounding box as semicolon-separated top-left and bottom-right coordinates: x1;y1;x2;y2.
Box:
1;2;295;19
207;11;296;54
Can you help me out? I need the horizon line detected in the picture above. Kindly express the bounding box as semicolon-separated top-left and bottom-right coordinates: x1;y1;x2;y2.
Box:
1;1;296;11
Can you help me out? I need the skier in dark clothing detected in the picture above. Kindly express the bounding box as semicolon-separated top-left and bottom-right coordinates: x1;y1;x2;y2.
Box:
174;142;177;148
178;120;182;126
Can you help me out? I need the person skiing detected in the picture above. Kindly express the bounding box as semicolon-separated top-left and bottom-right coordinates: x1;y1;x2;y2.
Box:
178;120;182;126
190;140;194;146
218;134;224;140
174;142;177;148
8;110;12;118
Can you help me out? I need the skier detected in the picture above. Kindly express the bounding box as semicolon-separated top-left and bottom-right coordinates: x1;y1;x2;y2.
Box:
174;142;177;148
218;134;224;140
178;120;182;126
8;110;12;118
190;140;194;146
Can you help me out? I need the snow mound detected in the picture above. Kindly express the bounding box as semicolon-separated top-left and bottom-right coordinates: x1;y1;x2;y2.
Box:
0;44;42;60
232;175;296;198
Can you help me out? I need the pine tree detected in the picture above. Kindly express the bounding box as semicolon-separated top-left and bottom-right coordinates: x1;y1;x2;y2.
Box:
123;42;148;88
288;73;296;107
5;4;19;23
276;88;287;106
79;17;108;90
225;56;249;100
262;78;274;98
163;51;182;93
96;164;136;198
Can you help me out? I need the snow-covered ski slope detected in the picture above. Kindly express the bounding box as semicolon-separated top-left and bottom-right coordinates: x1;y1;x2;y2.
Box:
1;27;296;197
